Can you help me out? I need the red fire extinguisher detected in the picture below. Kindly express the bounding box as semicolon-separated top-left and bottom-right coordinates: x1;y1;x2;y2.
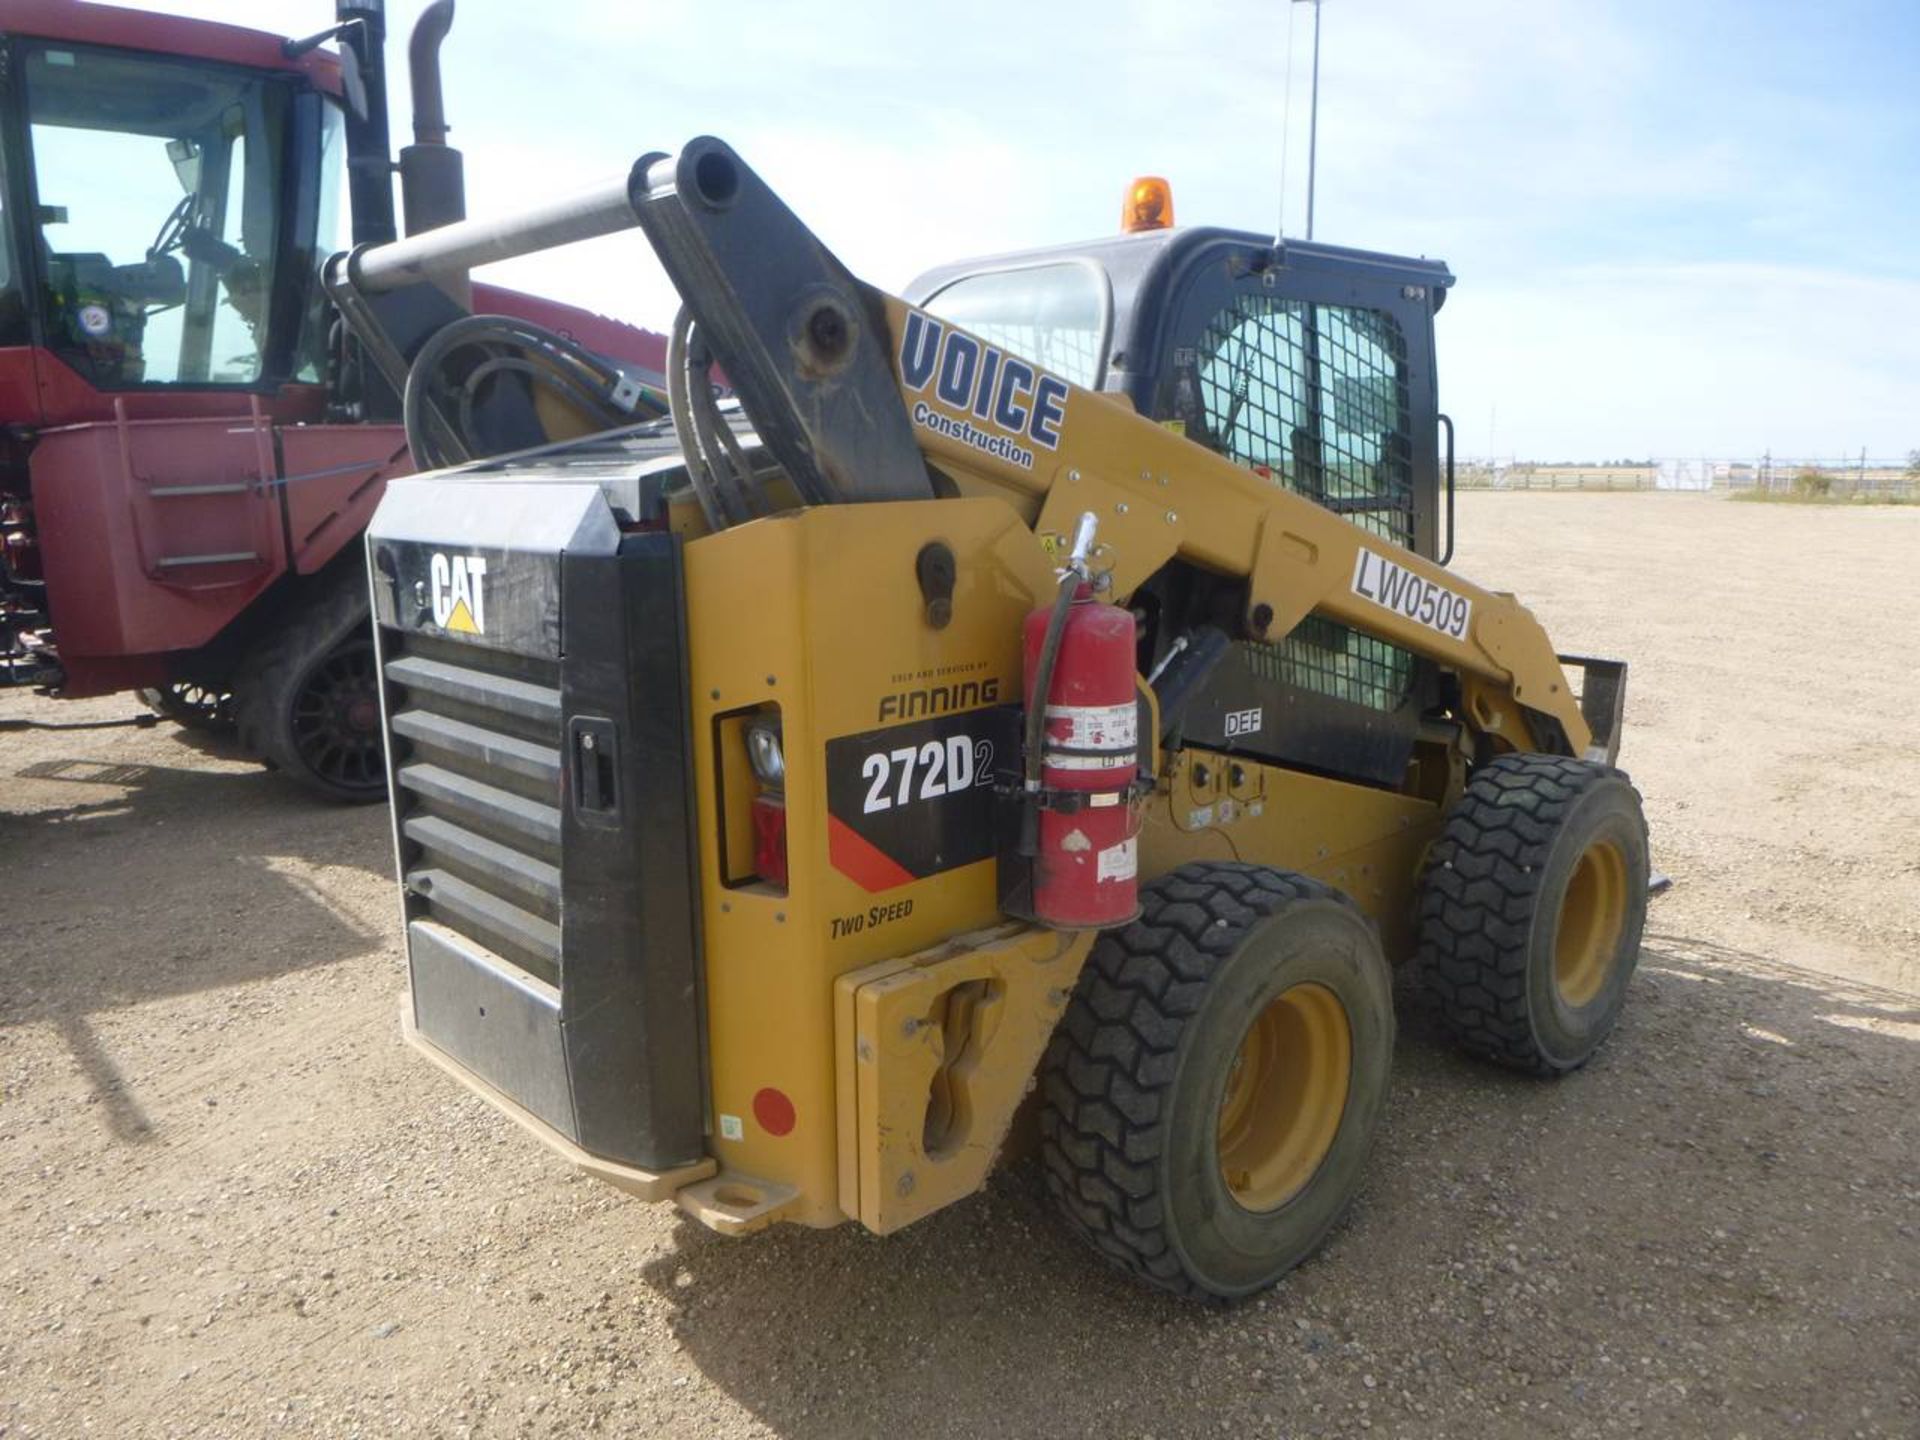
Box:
1021;514;1140;929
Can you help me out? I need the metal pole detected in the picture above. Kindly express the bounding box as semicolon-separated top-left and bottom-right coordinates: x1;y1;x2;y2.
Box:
1277;1;1298;239
1306;0;1321;240
343;156;668;294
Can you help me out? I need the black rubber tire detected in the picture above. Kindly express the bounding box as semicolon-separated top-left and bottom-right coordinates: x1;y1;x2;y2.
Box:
1415;753;1649;1075
1038;861;1395;1301
232;563;386;803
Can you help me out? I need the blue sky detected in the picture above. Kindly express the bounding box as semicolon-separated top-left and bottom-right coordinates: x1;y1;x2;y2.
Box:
122;1;1920;459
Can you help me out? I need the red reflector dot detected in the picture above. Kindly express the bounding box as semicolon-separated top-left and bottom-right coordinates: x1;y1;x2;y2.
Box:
752;1087;796;1137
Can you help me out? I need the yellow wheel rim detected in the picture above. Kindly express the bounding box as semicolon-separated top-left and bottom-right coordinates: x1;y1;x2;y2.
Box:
1217;982;1352;1212
1554;838;1629;1007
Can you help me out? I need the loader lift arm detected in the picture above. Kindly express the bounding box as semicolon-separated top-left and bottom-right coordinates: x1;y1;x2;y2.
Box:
336;137;1588;762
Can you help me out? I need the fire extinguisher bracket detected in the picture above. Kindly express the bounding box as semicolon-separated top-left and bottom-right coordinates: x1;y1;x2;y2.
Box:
986;707;1154;929
1005;777;1155;816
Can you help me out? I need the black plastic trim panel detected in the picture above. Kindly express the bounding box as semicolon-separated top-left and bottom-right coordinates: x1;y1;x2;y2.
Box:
555;534;705;1167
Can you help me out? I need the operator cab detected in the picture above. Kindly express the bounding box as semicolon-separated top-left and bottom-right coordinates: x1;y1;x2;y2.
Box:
907;218;1459;793
0;16;345;405
906;225;1454;561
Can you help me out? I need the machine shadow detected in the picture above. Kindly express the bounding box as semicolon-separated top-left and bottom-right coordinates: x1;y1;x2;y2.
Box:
0;751;394;1140
636;931;1917;1440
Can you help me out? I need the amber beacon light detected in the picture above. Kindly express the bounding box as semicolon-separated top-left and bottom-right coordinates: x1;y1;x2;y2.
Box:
1121;176;1175;233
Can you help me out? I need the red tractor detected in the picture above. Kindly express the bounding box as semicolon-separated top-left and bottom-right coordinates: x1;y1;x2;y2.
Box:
0;0;667;797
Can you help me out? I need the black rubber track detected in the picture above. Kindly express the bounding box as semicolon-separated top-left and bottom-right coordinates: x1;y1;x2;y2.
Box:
1414;752;1647;1074
1037;861;1365;1300
232;561;386;803
139;682;236;734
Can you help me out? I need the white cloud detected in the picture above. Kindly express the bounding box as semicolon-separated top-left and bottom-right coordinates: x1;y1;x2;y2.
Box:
100;0;1920;455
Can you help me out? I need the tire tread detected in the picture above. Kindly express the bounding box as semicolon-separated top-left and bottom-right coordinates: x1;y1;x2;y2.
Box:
1038;861;1353;1299
1415;752;1643;1074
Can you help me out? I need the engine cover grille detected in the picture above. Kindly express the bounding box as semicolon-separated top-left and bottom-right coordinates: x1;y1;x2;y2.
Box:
388;635;564;982
369;476;705;1172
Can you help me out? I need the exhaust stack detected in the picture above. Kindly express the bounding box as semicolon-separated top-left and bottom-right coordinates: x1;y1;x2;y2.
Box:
335;0;397;247
400;0;467;239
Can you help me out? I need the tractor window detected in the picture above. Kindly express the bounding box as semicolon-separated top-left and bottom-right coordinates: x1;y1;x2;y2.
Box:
0;139;22;348
294;102;348;383
924;262;1109;389
1193;294;1414;549
23;45;289;388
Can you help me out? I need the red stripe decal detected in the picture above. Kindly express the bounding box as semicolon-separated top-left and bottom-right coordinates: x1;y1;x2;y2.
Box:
827;815;917;893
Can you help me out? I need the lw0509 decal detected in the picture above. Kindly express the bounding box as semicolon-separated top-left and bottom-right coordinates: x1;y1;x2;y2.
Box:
898;309;1069;470
1351;547;1472;642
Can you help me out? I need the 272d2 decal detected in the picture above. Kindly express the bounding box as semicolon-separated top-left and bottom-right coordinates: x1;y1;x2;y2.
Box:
825;711;998;894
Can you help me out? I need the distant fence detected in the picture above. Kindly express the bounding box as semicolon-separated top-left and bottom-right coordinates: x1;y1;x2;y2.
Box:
1457;464;1656;491
1457;457;1919;498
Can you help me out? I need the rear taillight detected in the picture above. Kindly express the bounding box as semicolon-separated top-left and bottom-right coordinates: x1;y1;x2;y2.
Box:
744;716;787;890
751;792;788;888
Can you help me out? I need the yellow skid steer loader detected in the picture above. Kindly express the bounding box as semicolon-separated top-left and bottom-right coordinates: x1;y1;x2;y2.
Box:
348;142;1647;1300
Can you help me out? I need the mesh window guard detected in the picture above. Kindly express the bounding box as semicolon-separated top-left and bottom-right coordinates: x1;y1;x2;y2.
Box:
1194;295;1415;548
1193;294;1420;714
1245;616;1415;716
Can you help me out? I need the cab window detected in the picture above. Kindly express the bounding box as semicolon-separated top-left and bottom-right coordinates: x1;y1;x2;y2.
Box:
23;44;289;388
1192;292;1414;547
0;129;22;348
1164;279;1425;722
924;262;1109;389
294;100;347;382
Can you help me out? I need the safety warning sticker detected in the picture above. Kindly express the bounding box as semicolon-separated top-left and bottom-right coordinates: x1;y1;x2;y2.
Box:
1096;835;1138;884
1044;702;1137;752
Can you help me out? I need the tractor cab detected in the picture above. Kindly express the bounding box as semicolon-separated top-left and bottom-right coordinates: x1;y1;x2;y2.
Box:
0;4;354;419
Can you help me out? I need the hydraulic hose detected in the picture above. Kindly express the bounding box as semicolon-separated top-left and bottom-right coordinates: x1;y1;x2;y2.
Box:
667;305;766;531
1023;512;1101;799
402;313;659;471
1150;625;1232;742
667;305;725;530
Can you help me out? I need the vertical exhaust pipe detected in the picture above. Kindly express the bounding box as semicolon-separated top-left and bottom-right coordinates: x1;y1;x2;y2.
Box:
408;0;455;147
400;0;467;238
335;0;397;247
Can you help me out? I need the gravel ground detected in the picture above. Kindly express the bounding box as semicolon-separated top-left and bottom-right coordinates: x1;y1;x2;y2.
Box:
1;491;1915;1439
